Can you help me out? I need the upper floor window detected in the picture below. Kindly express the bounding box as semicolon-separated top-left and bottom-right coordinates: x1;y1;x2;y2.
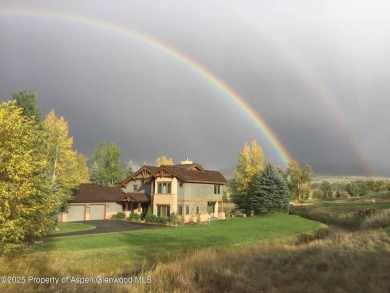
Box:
157;182;171;194
214;184;221;194
133;185;138;191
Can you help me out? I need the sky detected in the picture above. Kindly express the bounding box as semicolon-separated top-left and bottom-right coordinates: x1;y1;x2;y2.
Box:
1;1;390;176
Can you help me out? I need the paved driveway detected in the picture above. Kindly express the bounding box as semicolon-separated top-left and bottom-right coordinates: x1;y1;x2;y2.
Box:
48;220;166;237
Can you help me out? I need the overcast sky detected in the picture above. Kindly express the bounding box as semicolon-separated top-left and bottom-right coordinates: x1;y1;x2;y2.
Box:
1;1;390;175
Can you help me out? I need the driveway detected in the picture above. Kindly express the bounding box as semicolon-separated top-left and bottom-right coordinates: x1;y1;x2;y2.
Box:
48;220;166;237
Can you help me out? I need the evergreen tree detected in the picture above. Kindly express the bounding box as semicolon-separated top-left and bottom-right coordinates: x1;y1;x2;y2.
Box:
250;162;290;213
12;90;41;123
90;161;100;184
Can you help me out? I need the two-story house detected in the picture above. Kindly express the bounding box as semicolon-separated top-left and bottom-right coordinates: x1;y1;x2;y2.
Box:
118;159;227;222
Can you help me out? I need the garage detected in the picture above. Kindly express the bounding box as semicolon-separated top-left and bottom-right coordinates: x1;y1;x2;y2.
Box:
58;183;127;222
67;205;85;222
88;204;105;220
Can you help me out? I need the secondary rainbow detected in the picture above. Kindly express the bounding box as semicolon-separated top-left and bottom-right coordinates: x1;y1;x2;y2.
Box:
224;1;375;174
0;7;293;165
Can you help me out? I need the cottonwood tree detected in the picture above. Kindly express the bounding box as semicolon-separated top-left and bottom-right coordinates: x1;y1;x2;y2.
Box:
250;162;290;213
90;140;124;186
286;160;313;201
43;110;89;207
0;101;55;253
232;140;265;210
124;160;135;177
155;156;174;166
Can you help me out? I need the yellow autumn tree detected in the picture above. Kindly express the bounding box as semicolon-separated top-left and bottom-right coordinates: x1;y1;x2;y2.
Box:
232;140;265;210
155;156;174;166
42;110;89;207
0;101;57;253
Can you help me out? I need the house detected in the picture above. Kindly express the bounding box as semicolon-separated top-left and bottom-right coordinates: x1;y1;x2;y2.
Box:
117;158;227;222
58;183;149;222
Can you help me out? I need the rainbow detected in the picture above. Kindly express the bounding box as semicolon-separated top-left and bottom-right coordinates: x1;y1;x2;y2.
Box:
0;7;293;165
223;2;374;174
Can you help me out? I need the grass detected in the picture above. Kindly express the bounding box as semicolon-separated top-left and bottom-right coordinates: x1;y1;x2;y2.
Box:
127;228;390;293
48;222;96;235
291;193;390;230
0;213;325;292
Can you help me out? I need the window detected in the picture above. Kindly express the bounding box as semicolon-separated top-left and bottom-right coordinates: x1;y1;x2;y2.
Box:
157;182;171;194
178;205;183;215
214;185;221;194
133;185;138;191
157;205;170;217
185;206;190;215
196;206;200;214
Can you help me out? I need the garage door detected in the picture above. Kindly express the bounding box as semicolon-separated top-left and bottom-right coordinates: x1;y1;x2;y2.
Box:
89;204;105;220
67;205;85;222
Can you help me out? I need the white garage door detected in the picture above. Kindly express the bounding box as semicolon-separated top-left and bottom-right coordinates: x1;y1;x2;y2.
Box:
89;204;105;220
67;205;85;222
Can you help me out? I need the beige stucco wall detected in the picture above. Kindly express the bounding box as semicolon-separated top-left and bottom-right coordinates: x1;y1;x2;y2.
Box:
153;177;178;215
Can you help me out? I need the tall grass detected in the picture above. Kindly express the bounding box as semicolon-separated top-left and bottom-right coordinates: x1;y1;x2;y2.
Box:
362;209;390;229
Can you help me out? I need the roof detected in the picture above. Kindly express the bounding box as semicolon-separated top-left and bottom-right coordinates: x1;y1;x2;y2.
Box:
121;192;149;203
70;183;125;203
117;165;158;188
151;164;227;184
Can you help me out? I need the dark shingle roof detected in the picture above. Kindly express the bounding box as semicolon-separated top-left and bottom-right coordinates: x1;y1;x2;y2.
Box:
70;183;125;203
121;192;149;203
153;164;227;184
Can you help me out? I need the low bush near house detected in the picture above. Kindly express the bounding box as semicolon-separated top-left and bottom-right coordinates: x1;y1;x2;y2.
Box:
127;213;140;222
362;209;390;229
111;212;126;221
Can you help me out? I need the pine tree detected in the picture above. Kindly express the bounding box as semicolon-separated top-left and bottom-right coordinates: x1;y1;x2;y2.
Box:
90;161;100;184
250;162;290;213
12;90;41;123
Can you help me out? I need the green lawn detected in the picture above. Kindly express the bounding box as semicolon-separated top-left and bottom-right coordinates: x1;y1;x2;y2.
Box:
49;222;96;234
1;213;326;277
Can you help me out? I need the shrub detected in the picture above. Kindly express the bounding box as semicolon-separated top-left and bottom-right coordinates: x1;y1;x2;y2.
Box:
127;213;141;222
169;212;178;225
362;209;390;229
356;208;377;220
111;212;126;221
196;213;201;224
178;215;185;225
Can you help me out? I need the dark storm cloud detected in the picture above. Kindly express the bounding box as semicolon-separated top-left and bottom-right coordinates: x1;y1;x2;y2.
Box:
1;1;390;175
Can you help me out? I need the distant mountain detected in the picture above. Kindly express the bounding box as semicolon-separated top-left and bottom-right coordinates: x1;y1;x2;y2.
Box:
218;166;235;180
219;162;390;178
